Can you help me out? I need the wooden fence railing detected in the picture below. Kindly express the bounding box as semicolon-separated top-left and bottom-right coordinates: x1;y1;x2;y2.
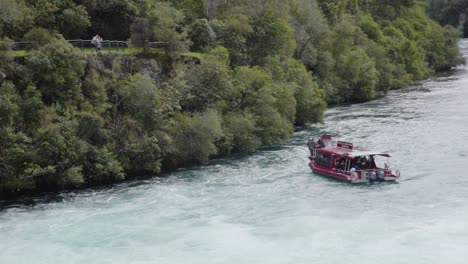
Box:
11;40;168;50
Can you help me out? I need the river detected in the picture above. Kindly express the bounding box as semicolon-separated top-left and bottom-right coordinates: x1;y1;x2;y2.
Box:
1;40;468;264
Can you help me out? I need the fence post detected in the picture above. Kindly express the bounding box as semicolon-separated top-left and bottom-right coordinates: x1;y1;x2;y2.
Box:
145;40;149;53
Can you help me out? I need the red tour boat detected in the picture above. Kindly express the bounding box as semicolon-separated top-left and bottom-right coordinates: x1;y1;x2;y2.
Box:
307;135;400;183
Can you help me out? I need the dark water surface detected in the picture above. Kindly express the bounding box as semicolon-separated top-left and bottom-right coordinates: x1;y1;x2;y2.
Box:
1;40;468;264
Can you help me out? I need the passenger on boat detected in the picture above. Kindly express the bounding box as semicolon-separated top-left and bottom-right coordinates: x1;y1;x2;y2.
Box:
307;138;315;155
355;158;361;170
360;157;367;169
317;138;324;148
369;156;376;169
335;158;345;171
350;166;357;181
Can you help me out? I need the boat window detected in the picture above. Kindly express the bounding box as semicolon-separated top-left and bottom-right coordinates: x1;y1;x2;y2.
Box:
316;152;332;167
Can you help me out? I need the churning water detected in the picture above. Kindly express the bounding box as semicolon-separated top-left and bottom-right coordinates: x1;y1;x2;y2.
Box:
1;40;468;264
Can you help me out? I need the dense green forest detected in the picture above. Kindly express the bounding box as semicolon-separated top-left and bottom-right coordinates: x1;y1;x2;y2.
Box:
0;0;465;194
427;0;468;36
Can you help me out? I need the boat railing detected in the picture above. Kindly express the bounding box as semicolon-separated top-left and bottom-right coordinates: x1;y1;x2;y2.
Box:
350;169;399;179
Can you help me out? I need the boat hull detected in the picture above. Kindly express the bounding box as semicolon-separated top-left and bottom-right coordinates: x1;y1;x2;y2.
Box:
308;162;351;182
308;159;398;183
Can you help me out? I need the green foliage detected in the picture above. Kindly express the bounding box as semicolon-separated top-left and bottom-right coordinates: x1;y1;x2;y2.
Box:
324;17;379;102
80;0;144;40
234;66;294;144
19;86;46;133
170;110;224;164
76;111;107;146
335;47;379;102
359;15;384;43
0;0;34;39
187;19;216;51
146;1;189;57
23;28;54;49
118;135;162;175
211;14;253;67
425;24;465;71
209;46;230;65
26;0;91;39
30;112;86;188
81;70;110;114
130;18;152;48
247;10;296;66
26;36;86;106
0;81;20;128
0;128;34;191
59;4;91;38
273;58;327;124
428;0;468;27
290;0;330;67
81;146;124;184
180;57;233;112
0;37;14;51
222;112;261;153
115;73;161;128
164;0;205;23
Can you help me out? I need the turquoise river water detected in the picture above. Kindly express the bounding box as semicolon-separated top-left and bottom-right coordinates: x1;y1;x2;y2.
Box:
1;40;468;264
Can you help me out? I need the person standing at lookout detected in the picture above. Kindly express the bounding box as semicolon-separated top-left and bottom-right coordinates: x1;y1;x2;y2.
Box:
91;35;103;51
97;35;103;51
91;35;98;50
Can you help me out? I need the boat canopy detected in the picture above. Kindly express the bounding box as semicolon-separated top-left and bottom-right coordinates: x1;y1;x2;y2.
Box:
318;148;391;158
346;151;391;158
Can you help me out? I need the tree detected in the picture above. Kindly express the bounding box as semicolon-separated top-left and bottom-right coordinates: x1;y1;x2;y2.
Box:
115;73;161;129
0;128;33;191
290;0;330;67
146;1;189;58
80;0;144;40
234;66;294;144
180;56;233;112
130;18;152;48
58;4;91;38
327;18;379;102
170;110;224;164
428;0;468;27
211;14;253;66
247;10;295;66
222;112;261;153
23;28;54;49
187;18;216;51
26;36;86;106
273;57;327;125
335;47;379;102
26;0;91;39
0;0;34;39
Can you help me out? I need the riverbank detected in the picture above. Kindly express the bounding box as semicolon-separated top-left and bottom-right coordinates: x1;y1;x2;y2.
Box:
1;49;466;201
